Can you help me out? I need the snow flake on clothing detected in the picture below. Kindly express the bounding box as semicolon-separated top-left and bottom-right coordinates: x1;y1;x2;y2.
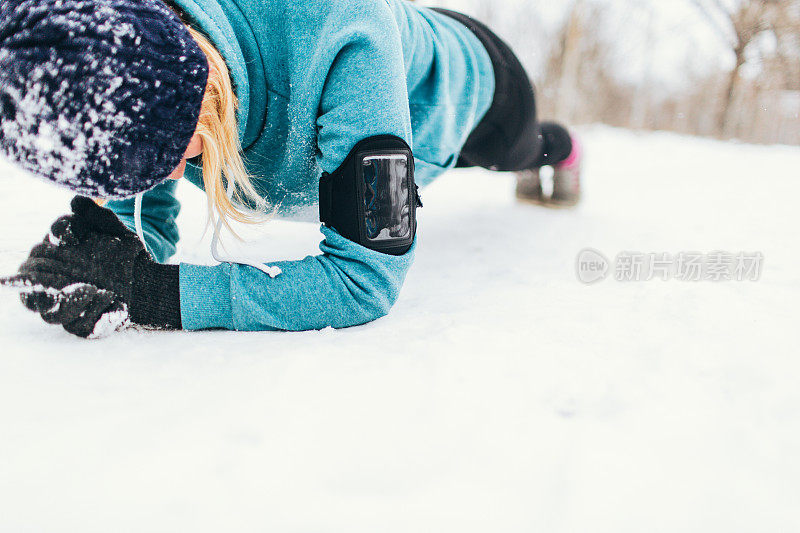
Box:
89;305;130;339
0;54;133;193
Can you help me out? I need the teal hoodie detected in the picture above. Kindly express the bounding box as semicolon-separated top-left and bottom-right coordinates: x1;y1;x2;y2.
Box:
107;0;494;331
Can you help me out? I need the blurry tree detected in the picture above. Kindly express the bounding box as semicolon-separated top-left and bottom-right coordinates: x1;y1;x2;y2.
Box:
541;1;631;126
690;0;797;137
770;1;800;89
424;0;799;144
554;0;587;122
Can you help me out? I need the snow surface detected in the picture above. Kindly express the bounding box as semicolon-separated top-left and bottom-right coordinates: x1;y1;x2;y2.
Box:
0;126;798;532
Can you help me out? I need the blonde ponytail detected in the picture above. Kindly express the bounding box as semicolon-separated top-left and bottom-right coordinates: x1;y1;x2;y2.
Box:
186;26;265;234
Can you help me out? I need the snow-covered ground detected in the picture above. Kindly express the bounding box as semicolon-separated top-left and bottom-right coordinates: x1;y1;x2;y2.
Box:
1;126;798;532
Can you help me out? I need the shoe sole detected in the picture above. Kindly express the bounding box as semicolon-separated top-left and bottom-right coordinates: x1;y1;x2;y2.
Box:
545;197;580;209
515;193;548;206
516;193;580;209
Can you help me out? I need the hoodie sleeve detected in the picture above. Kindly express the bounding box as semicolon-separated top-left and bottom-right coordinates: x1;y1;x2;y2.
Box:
177;0;416;331
105;180;181;264
179;226;415;331
311;0;413;173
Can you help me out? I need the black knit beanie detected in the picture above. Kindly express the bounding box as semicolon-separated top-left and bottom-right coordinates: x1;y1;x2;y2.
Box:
0;0;209;198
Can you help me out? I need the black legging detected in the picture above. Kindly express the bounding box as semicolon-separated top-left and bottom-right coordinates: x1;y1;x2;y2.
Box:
432;8;572;171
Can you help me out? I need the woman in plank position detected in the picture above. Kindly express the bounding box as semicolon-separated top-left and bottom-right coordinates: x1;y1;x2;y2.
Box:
0;0;580;338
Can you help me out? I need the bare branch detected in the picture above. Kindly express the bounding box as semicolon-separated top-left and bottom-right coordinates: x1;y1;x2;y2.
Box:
689;0;737;46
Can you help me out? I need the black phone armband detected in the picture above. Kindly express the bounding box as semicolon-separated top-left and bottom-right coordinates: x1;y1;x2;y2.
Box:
319;135;422;256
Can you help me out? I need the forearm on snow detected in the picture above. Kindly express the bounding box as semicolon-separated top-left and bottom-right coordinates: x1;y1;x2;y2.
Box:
179;226;415;331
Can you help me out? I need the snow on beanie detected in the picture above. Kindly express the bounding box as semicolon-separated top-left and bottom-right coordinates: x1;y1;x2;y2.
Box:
0;0;209;198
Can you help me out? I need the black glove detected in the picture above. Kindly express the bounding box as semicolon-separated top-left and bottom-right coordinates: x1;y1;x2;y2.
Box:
16;282;130;338
2;196;181;335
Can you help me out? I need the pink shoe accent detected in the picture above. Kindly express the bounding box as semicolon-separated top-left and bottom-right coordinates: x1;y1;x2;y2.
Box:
555;134;582;170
